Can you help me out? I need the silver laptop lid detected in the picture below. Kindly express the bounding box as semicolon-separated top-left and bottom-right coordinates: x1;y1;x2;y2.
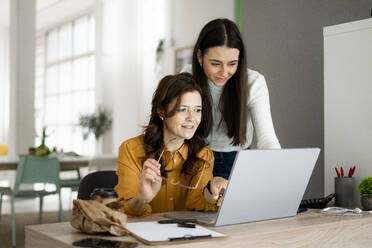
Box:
215;148;320;226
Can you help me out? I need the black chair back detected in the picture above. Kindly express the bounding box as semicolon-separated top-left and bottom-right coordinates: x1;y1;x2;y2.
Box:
77;170;118;200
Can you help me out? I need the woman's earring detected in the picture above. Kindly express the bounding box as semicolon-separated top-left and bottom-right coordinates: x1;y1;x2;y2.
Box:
199;62;202;67
160;116;164;120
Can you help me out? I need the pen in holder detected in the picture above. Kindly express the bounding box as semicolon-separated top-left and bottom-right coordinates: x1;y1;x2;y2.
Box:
335;177;355;207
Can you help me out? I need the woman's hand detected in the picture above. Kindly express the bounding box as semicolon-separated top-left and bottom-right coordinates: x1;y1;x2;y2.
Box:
203;176;228;206
138;158;162;203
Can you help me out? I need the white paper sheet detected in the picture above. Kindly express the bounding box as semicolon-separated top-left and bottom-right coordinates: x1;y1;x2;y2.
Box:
126;221;226;242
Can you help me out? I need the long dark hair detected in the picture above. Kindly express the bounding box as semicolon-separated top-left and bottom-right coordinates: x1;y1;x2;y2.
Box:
144;73;212;175
192;18;248;146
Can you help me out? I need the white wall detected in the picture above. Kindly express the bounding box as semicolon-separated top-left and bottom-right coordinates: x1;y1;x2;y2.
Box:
0;27;9;143
159;0;235;77
324;18;372;205
100;0;144;154
172;0;234;49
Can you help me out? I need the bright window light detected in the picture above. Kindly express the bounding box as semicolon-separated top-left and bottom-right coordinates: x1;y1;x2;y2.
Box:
35;13;96;155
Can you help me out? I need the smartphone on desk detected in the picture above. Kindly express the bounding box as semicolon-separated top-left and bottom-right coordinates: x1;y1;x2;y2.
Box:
72;238;138;248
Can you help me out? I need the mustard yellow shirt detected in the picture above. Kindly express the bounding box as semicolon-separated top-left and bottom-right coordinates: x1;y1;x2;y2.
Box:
115;135;217;217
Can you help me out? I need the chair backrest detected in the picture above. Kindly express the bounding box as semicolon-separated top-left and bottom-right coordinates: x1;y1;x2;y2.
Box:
77;170;118;200
0;143;8;156
13;156;60;195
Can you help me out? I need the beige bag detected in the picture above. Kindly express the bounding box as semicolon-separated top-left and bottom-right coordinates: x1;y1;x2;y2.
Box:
70;198;128;236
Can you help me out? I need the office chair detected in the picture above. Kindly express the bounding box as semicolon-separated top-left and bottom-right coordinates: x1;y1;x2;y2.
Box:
0;156;64;248
77;170;118;200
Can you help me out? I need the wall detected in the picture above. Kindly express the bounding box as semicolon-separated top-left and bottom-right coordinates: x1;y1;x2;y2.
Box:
171;0;234;50
241;0;372;198
100;0;144;154
0;27;9;143
162;0;234;74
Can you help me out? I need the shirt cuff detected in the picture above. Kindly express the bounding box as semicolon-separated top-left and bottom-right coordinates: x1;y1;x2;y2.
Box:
122;200;152;217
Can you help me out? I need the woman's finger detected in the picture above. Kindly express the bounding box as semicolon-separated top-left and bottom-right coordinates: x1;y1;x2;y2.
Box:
143;168;161;182
211;177;228;198
144;164;161;176
146;158;161;169
143;160;161;175
142;172;158;183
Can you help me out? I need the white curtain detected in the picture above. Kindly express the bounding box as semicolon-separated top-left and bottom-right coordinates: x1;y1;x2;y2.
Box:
0;28;9;144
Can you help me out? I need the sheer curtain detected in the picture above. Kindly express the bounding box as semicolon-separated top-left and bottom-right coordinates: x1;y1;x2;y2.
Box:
0;28;9;144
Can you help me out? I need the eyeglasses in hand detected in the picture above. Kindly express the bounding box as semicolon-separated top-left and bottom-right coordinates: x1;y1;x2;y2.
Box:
157;139;206;190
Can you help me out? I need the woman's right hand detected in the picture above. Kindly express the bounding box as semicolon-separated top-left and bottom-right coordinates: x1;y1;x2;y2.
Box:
138;158;162;203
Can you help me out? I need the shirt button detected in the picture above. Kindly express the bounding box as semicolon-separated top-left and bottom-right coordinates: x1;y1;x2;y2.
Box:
169;197;173;201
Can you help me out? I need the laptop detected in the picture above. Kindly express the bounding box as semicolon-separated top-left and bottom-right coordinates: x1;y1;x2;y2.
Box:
164;148;320;226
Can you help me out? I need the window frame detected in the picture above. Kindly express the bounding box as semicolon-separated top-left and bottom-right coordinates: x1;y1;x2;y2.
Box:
35;12;96;155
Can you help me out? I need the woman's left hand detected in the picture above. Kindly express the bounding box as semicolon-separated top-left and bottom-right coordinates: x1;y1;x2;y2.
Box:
204;176;228;206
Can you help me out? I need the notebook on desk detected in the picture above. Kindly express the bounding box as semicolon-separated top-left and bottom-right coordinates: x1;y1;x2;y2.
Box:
165;148;320;226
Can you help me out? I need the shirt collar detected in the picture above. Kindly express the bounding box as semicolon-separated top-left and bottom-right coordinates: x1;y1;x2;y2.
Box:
163;142;188;171
165;142;188;160
177;142;188;161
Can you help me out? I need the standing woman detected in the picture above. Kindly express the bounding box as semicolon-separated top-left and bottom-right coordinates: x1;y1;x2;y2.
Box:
183;18;281;179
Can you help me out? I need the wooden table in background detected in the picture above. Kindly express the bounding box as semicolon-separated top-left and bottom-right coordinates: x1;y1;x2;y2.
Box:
0;155;117;170
25;209;372;248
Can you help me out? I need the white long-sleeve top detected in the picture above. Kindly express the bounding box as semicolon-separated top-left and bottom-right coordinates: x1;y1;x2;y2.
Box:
183;65;281;151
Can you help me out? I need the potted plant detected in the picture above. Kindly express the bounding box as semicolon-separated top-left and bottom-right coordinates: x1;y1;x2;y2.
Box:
358;176;372;210
36;126;51;156
79;106;112;154
156;39;165;64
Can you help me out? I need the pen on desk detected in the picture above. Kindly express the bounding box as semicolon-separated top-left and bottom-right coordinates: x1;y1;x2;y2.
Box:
158;219;197;224
177;223;196;228
168;234;212;241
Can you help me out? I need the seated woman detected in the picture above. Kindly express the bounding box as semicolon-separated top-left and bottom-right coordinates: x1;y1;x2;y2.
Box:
115;73;227;217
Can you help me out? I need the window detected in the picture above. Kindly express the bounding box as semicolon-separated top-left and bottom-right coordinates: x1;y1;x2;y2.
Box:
35;14;96;155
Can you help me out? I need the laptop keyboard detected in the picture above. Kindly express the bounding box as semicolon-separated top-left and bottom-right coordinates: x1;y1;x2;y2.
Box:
163;211;217;224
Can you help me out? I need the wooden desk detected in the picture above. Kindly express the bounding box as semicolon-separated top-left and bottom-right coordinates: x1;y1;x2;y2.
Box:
25;210;372;248
0;155;117;170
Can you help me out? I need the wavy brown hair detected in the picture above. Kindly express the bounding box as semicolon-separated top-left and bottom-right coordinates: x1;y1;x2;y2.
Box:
144;73;212;175
192;18;248;146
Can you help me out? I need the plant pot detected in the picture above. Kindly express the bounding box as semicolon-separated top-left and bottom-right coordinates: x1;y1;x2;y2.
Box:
360;196;372;210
